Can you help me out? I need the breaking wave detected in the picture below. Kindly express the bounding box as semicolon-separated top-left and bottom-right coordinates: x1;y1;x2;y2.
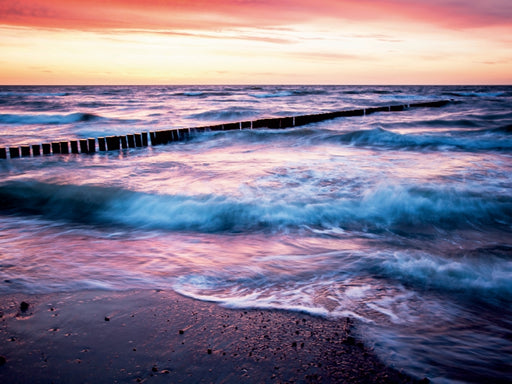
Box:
0;112;102;125
0;181;510;234
187;106;261;121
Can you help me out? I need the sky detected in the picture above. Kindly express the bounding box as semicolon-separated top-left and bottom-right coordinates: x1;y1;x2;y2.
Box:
0;0;511;85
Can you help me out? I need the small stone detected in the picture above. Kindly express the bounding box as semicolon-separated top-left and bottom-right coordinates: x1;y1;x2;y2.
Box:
152;365;158;372
0;355;6;366
179;329;184;335
207;348;212;354
20;301;29;312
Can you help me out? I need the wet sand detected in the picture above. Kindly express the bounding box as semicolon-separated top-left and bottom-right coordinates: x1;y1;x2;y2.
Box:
0;289;423;383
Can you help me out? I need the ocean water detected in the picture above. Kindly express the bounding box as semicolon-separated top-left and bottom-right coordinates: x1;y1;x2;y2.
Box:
1;85;512;383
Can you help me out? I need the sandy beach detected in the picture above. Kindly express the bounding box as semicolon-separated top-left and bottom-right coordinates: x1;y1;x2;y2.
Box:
0;289;422;383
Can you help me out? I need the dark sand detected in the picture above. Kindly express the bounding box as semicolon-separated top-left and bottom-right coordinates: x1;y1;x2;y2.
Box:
0;289;423;383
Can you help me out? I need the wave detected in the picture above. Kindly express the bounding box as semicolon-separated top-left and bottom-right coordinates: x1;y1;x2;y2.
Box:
0;91;69;97
248;88;330;99
0;112;102;125
186;107;260;121
375;249;512;301
378;94;437;101
0;181;510;233
330;127;512;151
490;124;512;134
249;91;295;98
223;126;512;152
173;91;234;97
443;91;506;98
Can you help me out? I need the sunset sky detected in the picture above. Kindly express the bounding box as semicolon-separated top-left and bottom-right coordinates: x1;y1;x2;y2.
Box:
1;0;511;85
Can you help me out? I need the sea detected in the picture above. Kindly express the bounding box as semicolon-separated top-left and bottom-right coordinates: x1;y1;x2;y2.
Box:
1;85;511;383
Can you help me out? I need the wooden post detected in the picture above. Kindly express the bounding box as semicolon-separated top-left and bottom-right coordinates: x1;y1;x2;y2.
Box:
0;148;6;159
42;143;51;155
52;142;61;154
127;134;135;148
150;132;157;145
142;132;148;146
134;133;142;147
9;147;20;158
106;136;119;151
98;137;106;151
21;146;31;157
70;140;79;154
32;144;41;156
60;142;69;154
88;138;96;153
79;139;88;153
120;136;128;149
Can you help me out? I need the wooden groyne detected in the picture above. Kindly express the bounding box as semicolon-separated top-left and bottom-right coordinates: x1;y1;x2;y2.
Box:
0;100;450;159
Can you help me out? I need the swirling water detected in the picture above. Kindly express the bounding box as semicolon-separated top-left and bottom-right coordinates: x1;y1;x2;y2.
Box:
1;85;512;383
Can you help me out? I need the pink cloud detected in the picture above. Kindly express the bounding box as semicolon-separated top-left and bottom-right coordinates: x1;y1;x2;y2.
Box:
1;0;511;30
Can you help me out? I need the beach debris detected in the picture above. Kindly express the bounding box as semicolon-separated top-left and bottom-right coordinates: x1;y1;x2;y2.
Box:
20;301;29;312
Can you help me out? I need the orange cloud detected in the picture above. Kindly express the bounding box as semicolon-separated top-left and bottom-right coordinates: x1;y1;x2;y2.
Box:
1;0;511;31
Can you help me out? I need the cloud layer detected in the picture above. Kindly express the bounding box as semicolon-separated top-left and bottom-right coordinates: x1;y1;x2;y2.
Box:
2;0;511;30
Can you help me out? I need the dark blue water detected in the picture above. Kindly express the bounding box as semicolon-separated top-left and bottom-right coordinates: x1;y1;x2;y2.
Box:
1;85;511;383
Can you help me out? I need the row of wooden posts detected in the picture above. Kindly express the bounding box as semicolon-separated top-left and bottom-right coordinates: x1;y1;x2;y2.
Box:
0;100;450;159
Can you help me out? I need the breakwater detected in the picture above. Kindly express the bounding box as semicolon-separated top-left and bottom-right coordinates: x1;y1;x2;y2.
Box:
0;100;450;159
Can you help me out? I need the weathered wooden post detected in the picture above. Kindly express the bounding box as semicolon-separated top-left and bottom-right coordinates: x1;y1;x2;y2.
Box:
42;143;51;155
88;138;96;153
70;140;79;154
134;133;142;147
106;136;120;151
98;137;106;151
32;144;41;156
127;134;135;148
9;147;20;158
21;146;31;157
79;139;88;153
52;142;61;154
60;142;69;154
150;132;157;145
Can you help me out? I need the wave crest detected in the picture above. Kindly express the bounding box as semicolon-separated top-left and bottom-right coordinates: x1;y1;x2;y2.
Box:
0;181;510;234
0;112;102;125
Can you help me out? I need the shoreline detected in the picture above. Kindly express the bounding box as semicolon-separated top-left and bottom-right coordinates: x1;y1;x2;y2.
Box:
0;289;422;383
